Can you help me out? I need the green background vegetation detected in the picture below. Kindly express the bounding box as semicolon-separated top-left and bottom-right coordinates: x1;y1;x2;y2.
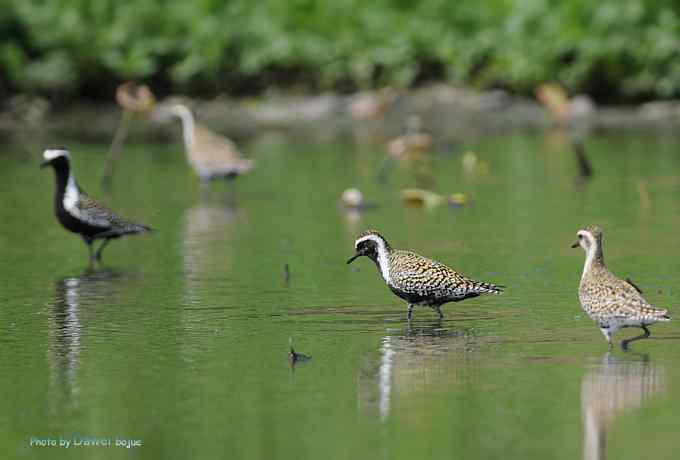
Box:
2;0;680;102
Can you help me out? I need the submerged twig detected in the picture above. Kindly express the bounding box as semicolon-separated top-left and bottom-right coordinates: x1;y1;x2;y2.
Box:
288;337;311;365
283;264;290;286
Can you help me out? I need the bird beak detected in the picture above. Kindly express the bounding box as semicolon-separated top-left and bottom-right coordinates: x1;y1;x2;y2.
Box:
570;241;579;248
39;160;50;169
347;252;361;264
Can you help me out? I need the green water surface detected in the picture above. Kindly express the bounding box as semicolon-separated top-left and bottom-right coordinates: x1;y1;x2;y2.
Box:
1;132;679;459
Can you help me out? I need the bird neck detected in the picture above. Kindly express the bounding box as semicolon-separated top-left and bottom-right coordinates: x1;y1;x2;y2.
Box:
582;244;605;280
51;160;79;205
371;241;393;284
172;104;195;150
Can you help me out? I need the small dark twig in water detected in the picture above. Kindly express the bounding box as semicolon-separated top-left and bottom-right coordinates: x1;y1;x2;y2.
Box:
283;264;290;285
288;337;311;365
572;138;593;180
625;277;643;294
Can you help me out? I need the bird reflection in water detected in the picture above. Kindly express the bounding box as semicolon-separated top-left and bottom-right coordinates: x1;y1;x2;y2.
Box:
581;353;666;460
183;200;243;284
358;320;480;422
181;200;243;353
48;269;122;415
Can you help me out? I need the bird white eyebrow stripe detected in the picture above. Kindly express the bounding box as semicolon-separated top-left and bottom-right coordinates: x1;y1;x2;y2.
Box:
355;234;382;247
43;149;70;160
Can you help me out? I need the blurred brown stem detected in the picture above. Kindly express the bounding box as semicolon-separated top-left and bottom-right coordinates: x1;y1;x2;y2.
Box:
102;109;133;190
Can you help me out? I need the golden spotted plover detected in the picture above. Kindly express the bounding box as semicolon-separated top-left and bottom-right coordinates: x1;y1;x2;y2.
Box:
347;230;503;320
41;148;152;263
573;225;671;349
153;101;254;182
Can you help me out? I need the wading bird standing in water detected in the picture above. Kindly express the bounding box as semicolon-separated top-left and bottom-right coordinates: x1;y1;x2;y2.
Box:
347;230;502;320
152;101;254;182
572;225;671;349
42;148;152;264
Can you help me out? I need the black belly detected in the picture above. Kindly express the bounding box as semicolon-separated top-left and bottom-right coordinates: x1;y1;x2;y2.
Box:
56;208;110;239
389;286;435;305
389;285;479;305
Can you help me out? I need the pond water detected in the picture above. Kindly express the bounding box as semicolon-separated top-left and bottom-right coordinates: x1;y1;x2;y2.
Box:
1;131;680;459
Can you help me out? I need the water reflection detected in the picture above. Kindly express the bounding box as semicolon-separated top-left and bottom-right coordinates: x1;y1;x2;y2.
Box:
359;321;479;422
581;354;666;460
181;200;242;358
183;200;243;282
47;269;123;414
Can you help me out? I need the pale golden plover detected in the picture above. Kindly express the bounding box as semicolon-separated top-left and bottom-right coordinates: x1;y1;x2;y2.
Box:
573;225;671;349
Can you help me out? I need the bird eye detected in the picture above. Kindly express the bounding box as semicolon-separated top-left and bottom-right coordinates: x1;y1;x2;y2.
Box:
578;234;583;240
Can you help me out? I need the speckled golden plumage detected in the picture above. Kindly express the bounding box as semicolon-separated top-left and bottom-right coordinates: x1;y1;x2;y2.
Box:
387;250;500;302
348;230;502;320
574;225;671;349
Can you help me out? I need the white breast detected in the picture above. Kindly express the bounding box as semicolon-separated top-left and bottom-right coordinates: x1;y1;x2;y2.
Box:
356;234;392;285
377;249;391;284
63;174;81;218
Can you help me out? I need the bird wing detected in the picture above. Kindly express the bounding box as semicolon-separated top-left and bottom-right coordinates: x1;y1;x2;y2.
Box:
390;251;499;301
77;193;149;234
75;193;115;228
192;124;244;163
594;274;668;320
188;124;255;176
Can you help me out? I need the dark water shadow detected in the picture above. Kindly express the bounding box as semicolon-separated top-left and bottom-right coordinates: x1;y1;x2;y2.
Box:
581;353;666;460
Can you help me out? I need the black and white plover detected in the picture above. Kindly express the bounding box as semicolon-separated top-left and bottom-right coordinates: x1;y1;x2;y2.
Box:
347;230;503;320
573;225;671;349
152;101;254;182
41;148;152;263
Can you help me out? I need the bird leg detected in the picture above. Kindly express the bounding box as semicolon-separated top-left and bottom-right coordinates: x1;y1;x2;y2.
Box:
83;237;95;265
433;305;444;319
600;327;613;350
621;325;651;351
407;304;414;321
95;238;111;262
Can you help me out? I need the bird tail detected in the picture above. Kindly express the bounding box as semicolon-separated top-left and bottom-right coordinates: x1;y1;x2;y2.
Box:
470;279;503;295
127;223;153;234
658;310;671;321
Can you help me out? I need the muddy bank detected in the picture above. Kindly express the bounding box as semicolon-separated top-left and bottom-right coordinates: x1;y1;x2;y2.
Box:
4;84;680;147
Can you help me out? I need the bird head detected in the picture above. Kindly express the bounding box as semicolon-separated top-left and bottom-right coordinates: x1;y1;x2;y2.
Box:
572;224;603;252
347;230;390;264
40;148;70;169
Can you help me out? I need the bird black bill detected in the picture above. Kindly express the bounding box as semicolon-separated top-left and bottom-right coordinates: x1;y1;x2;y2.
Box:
347;253;360;264
39;160;50;168
570;241;579;248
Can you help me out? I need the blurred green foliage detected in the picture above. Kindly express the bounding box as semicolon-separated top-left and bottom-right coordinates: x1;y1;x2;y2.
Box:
2;0;680;101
